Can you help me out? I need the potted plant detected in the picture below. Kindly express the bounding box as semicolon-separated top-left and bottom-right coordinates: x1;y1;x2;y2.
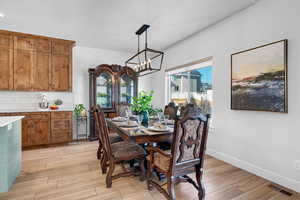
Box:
131;90;154;125
74;104;87;117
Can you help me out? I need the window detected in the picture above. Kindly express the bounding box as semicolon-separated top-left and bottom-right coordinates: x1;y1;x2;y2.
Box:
166;59;213;115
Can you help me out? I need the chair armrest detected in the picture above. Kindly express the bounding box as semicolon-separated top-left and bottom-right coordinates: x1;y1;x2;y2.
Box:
147;146;171;158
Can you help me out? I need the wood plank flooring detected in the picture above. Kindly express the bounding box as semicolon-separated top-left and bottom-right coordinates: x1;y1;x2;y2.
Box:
0;141;299;200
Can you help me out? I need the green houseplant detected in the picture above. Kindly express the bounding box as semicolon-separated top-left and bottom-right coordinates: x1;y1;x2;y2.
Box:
131;90;154;125
74;104;87;117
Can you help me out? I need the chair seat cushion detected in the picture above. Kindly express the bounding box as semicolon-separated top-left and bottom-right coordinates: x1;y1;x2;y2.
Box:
111;141;146;160
109;133;123;143
146;150;171;172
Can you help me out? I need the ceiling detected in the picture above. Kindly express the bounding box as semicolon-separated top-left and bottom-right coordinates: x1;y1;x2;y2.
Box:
0;0;258;52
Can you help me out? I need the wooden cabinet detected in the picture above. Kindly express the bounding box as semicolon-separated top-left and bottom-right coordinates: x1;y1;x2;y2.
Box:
32;52;50;90
22;113;50;147
88;64;138;140
0;33;13;49
51;54;71;91
0;47;13;90
0;111;73;148
51;112;72;143
0;30;75;92
50;41;72;91
14;35;35;51
13;49;35;90
0;33;13;90
52;41;71;55
36;38;51;53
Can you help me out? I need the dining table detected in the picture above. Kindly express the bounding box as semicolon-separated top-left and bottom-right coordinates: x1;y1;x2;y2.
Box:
106;118;174;144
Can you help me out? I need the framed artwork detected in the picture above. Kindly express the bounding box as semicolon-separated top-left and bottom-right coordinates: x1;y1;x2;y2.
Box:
231;40;288;113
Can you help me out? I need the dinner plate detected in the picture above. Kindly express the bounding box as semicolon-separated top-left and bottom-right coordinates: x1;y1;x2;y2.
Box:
112;117;127;122
119;122;138;128
147;126;171;132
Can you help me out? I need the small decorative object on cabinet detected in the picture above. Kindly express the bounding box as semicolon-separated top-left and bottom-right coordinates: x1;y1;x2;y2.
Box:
38;93;49;110
50;99;63;110
88;64;138;140
231;39;288;113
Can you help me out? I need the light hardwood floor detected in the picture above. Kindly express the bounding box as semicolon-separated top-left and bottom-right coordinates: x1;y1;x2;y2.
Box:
0;142;299;200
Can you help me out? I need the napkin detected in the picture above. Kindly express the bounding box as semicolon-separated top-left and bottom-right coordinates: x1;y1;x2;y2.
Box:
119;120;138;127
153;122;167;129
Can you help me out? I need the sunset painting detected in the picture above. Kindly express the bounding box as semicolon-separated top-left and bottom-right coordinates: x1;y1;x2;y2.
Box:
231;40;287;112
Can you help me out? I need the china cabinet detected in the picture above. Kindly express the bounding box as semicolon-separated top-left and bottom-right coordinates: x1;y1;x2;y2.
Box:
88;64;138;140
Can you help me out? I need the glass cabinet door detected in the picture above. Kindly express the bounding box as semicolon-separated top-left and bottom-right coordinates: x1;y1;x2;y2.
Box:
119;74;135;104
96;73;113;108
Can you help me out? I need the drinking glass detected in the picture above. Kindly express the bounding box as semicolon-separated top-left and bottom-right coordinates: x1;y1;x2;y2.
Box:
136;115;142;128
124;109;129;122
163;114;169;125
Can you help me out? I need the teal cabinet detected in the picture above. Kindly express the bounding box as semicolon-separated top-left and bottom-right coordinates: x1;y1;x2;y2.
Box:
0;117;23;193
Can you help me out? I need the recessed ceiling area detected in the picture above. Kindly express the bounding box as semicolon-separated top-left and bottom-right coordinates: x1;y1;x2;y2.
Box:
0;0;258;52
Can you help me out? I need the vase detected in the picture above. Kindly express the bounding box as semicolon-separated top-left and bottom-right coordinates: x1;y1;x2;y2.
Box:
140;111;149;126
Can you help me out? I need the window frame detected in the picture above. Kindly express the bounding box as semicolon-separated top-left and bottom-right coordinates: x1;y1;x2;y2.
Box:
165;57;213;107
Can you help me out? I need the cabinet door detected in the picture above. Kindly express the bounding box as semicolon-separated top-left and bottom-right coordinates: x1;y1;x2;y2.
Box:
29;119;50;145
0;48;13;90
50;54;71;91
21;118;31;147
22;113;50;147
32;52;50;91
51;112;72;143
119;74;136;104
96;72;114;109
14;50;35;90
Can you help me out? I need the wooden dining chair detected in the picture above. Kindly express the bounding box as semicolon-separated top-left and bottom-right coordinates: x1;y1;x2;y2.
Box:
164;102;178;120
92;106;123;162
147;106;210;200
94;106;146;188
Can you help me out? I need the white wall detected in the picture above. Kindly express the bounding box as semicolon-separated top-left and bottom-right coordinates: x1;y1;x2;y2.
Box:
150;0;300;192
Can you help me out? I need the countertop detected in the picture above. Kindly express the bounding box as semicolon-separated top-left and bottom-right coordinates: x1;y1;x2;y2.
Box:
0;108;74;113
0;116;24;127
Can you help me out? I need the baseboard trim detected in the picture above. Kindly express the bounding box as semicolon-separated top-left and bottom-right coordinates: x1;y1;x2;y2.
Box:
206;148;300;193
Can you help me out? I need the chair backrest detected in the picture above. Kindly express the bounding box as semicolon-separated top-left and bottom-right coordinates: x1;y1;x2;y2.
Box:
94;105;113;156
164;102;178;120
179;103;202;118
170;105;210;172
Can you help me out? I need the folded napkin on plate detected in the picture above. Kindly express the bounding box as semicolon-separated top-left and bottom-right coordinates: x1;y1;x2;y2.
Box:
166;119;175;125
112;117;126;121
119;120;138;127
152;123;167;129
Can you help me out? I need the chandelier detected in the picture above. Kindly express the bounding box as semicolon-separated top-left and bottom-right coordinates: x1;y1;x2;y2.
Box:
125;24;164;77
